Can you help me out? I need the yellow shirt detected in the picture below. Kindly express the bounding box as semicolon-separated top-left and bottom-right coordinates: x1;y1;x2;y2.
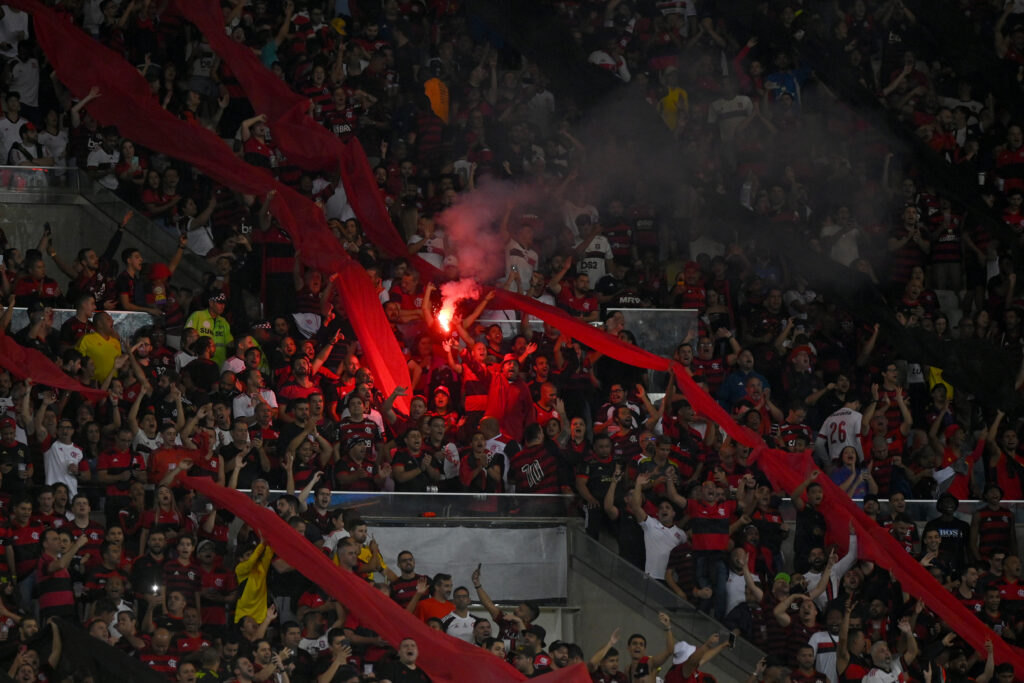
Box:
357;544;388;582
76;332;123;382
658;87;690;130
234;543;275;623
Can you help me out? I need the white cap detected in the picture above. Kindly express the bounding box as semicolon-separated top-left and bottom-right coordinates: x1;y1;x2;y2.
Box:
672;640;697;665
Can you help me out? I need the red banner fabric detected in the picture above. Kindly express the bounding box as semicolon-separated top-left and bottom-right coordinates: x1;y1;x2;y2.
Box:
8;0;411;415
171;12;1024;667
180;474;590;683
174;0;413;262
20;0;1024;673
0;331;107;401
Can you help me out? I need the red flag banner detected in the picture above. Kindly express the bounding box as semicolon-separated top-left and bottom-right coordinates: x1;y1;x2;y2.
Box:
18;0;1024;674
162;8;1024;668
0;331;107;401
6;0;411;415
180;474;591;683
174;0;412;262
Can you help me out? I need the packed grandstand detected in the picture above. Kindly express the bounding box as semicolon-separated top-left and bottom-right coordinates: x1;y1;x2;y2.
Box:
2;0;1024;681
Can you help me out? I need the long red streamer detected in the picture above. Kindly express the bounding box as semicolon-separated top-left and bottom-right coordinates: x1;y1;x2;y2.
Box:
0;331;107;401
23;0;1024;673
181;474;590;683
173;0;412;263
174;8;1024;672
8;0;411;415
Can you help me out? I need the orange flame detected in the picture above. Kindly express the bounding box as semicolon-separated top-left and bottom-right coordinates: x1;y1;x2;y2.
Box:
438;305;453;332
435;278;482;335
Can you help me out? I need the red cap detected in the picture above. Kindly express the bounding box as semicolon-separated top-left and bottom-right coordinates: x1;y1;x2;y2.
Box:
944;423;962;440
149;263;172;281
684;261;701;273
788;344;816;362
0;416;15;430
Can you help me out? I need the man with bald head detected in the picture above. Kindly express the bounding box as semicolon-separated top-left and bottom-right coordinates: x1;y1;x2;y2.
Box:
862;617;918;683
75;311;123;382
139;628;179;678
480;416;517;489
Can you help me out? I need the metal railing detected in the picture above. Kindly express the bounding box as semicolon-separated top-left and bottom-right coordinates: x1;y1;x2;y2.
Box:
249;489;577;522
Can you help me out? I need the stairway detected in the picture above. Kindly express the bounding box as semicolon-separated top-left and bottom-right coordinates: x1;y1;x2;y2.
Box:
568;526;766;681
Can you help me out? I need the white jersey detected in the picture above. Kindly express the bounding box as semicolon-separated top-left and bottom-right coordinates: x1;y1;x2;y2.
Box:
808;629;839;683
640;515;687;579
485;435;516;487
576;234;613;283
441;611;476;643
862;660;906;683
38;129;68;169
132;429;164;461
816;407;863;463
43;441;86;497
505;239;538;294
86;146;120;190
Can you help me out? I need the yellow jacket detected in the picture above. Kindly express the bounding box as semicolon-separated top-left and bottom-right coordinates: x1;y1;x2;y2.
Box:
234;543;275;623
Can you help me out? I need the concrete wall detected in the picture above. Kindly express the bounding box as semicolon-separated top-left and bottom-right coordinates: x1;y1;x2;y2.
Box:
0;186;208;290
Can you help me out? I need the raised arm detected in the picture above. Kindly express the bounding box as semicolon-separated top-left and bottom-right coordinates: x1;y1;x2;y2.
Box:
70;86;101;128
628;473;651;523
588;628;621;672
791;469;819;511
773;593;804;627
462;290;496;331
240;114;267;142
603;466;623;521
295;472;323;512
471;566;502;620
311;331;342;376
649;613;676;669
896;615;918;666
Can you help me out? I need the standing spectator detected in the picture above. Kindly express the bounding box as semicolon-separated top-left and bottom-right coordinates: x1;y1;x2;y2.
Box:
85;126;120;191
185;293;234;367
43;418;89;497
628;473;687;580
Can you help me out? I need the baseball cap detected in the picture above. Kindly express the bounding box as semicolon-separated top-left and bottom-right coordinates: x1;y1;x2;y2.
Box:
502;353;518;364
0;416;14;430
26;297;46;316
346;437;368;452
683;261;700;273
524;625;546;645
944;423;962;440
773;572;791;584
434;385;451;396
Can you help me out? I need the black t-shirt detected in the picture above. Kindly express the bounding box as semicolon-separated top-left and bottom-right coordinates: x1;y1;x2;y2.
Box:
794;505;827;572
392;448;437;492
183;358;220;394
373;662;432;683
922;516;971;574
0;441;29;494
114;271;144;307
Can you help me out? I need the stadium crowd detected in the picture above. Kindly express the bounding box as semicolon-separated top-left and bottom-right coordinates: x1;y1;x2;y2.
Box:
2;0;1024;681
